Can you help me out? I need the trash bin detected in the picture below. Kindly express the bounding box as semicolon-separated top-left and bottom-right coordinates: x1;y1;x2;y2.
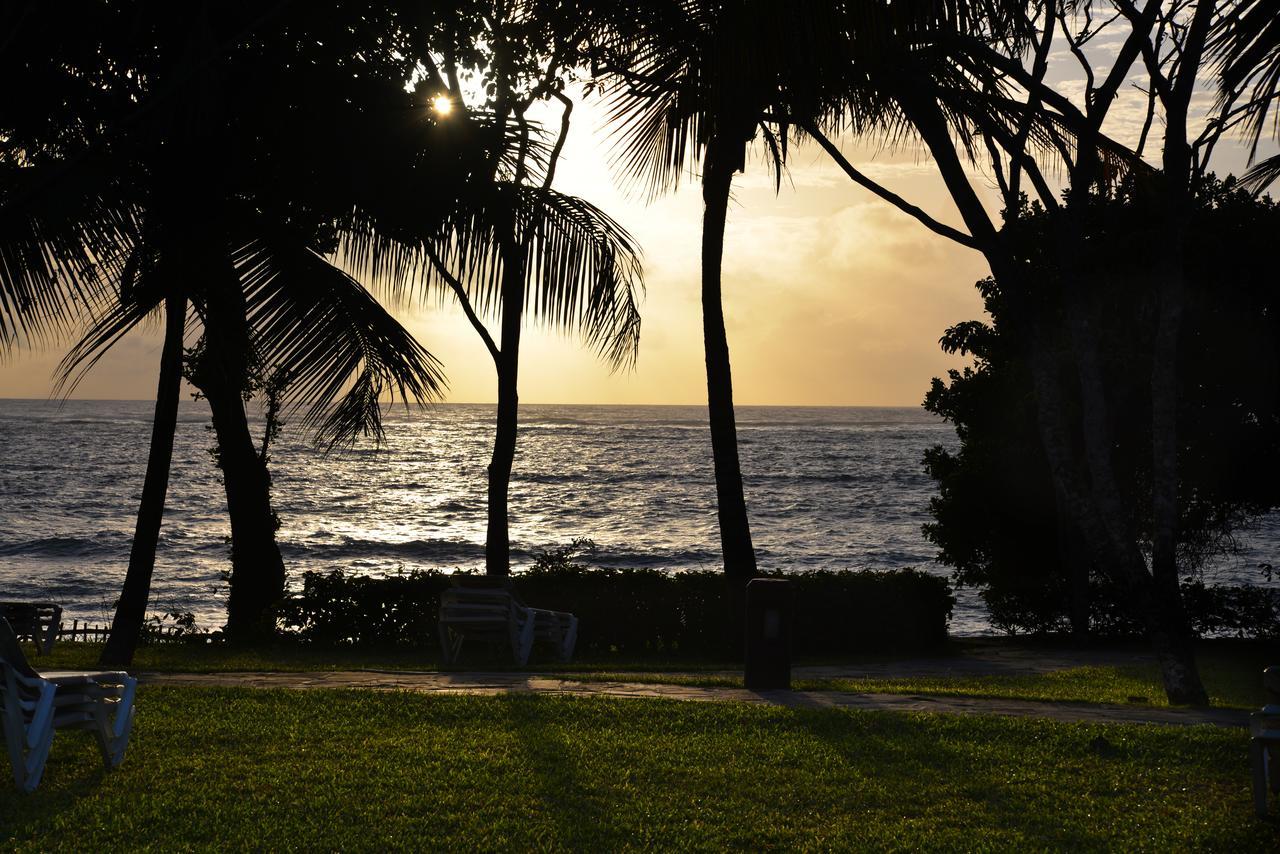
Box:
744;578;792;690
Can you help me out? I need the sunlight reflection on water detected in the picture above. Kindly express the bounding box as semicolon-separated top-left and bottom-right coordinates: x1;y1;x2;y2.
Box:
0;399;1275;635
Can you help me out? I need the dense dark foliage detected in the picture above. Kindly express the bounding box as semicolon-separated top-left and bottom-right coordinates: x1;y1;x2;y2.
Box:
278;558;953;656
924;178;1280;636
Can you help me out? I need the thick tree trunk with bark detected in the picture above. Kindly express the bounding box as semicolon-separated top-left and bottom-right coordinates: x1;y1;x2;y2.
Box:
100;293;186;668
191;263;287;640
701;135;757;580
485;248;525;576
201;370;286;639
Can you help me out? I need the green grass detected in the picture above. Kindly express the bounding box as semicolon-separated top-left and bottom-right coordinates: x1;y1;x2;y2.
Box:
1;687;1272;850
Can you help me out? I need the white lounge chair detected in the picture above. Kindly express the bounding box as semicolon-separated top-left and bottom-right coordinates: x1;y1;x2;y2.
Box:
438;577;578;667
0;617;136;792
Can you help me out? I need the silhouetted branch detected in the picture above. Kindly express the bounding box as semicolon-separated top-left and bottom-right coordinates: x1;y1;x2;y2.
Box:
802;123;979;250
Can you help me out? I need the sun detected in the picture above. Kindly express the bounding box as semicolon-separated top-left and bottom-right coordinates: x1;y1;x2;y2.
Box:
431;94;453;116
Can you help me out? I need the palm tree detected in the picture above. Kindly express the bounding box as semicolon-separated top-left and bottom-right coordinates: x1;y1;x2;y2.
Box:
0;2;482;661
591;2;855;583
342;4;644;575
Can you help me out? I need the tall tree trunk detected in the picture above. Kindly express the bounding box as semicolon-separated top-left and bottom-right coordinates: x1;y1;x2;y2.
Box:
201;370;286;639
702;134;757;580
1141;0;1212;706
485;247;525;576
100;293;186;667
192;261;286;640
1148;255;1205;703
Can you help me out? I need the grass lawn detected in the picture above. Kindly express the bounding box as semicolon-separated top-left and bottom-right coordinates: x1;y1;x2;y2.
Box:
1;687;1273;850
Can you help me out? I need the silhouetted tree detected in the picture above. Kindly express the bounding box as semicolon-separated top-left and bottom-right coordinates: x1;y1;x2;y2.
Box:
591;2;859;582
925;179;1280;636
345;3;643;576
797;0;1267;703
0;3;469;660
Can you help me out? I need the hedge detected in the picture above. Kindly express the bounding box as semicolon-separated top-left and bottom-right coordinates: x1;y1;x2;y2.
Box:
275;566;955;657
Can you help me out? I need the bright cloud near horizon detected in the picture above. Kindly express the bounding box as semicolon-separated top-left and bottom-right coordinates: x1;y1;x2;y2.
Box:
0;67;1272;407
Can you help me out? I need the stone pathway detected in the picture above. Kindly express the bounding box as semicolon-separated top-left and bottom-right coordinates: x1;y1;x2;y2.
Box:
791;638;1163;681
138;669;1249;729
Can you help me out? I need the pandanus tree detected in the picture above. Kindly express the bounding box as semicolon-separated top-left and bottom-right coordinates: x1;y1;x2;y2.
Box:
0;2;486;661
342;2;644;576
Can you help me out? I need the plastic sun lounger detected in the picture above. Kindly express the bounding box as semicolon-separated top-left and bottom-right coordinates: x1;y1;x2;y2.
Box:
0;602;63;655
438;577;578;667
0;617;136;793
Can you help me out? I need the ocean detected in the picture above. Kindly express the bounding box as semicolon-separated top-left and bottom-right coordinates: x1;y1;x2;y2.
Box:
1;399;1276;635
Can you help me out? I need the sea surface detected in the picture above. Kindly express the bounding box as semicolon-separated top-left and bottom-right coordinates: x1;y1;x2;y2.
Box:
1;399;1276;635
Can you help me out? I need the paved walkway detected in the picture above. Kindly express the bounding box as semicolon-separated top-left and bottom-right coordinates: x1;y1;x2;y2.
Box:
138;669;1249;729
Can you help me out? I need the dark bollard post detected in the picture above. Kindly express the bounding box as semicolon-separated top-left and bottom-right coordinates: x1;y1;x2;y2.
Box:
744;578;792;690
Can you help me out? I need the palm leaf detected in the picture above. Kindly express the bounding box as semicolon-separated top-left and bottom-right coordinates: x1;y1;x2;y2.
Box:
1210;0;1280;159
0;160;138;348
233;237;447;450
53;248;171;396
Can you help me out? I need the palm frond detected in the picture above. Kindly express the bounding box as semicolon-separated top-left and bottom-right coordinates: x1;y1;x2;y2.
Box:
518;187;644;369
0;160;138;349
53;249;169;396
428;184;645;369
1242;151;1280;194
1209;0;1280;157
233;237;447;450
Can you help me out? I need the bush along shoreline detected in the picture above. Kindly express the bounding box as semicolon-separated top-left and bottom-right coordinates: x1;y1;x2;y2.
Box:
276;565;955;656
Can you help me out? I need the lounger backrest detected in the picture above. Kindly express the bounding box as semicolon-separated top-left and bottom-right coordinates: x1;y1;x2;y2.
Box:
440;587;520;621
448;575;531;607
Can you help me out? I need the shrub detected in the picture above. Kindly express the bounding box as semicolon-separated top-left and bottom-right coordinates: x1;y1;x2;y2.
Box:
276;551;954;656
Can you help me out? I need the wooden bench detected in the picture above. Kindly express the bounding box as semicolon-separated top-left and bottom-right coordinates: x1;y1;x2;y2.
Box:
1;616;136;792
438;577;578;667
0;602;62;656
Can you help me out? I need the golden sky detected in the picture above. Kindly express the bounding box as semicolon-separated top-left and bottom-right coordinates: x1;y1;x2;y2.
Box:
0;61;1272;407
0;104;995;407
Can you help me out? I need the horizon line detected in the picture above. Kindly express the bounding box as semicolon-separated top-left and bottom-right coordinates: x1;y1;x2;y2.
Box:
0;397;928;409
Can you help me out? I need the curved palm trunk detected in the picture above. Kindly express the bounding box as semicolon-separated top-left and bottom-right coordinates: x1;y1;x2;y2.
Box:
702;136;757;581
100;293;186;668
193;263;287;639
202;372;286;638
485;254;525;576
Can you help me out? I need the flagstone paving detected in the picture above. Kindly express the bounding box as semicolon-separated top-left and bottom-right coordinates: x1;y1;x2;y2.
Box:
138;669;1249;728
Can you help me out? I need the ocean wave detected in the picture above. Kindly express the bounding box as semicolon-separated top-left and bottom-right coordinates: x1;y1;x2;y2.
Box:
280;536;486;564
0;533;132;558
